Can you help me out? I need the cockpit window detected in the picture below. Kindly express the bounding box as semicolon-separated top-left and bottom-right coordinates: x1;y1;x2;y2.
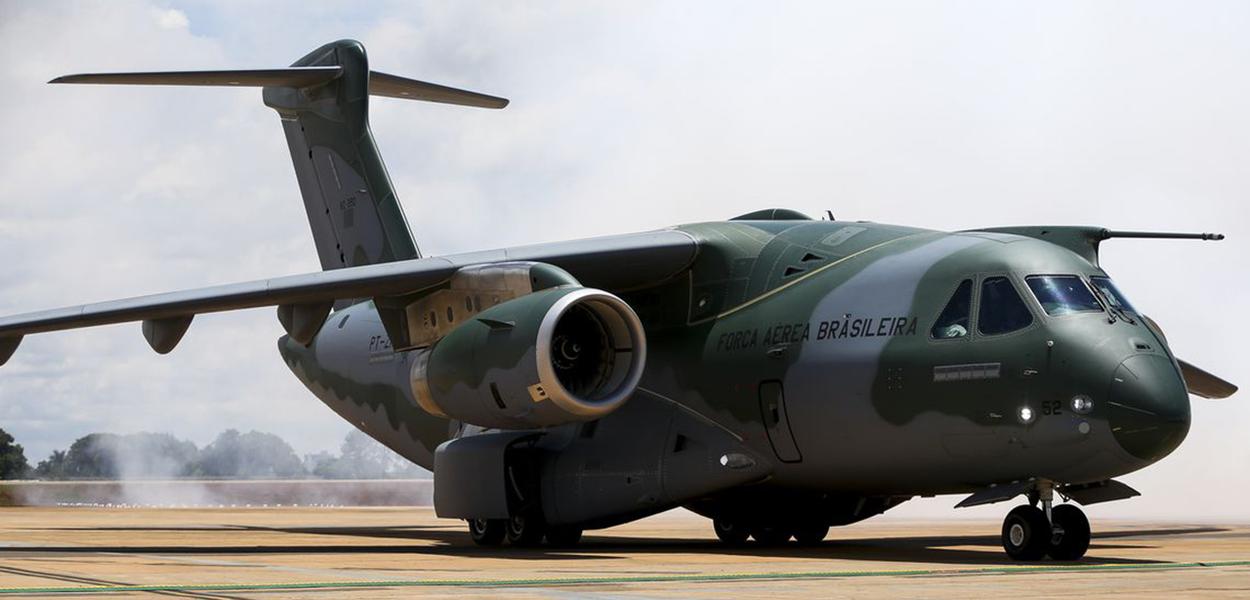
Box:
978;277;1033;335
1026;275;1103;316
1089;276;1136;313
931;279;972;339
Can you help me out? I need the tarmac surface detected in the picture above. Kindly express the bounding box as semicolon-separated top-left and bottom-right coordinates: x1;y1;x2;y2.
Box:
0;507;1245;598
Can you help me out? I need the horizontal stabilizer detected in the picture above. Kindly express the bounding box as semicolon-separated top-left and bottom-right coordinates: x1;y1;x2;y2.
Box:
50;68;343;88
368;71;508;108
50;68;507;109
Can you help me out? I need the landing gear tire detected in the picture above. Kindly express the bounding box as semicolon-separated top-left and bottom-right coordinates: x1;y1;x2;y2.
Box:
1047;504;1091;561
713;518;750;545
793;524;830;546
545;526;583;547
468;518;506;546
506;514;547;547
750;525;793;545
1002;505;1050;561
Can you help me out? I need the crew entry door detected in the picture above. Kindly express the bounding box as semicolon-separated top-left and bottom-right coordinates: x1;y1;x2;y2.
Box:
758;380;803;463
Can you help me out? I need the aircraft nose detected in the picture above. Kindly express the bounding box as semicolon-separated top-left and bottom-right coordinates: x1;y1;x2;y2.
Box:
1108;354;1191;462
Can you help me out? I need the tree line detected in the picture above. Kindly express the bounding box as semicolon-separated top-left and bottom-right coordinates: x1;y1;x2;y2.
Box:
0;427;426;480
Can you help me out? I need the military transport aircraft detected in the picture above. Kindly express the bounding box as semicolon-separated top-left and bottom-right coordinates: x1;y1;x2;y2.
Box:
0;40;1237;561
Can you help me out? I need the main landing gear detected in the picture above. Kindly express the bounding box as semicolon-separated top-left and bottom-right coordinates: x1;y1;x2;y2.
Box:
1000;483;1091;561
712;517;830;546
467;516;584;548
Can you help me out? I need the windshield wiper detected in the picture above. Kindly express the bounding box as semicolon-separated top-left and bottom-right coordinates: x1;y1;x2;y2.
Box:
1090;285;1135;325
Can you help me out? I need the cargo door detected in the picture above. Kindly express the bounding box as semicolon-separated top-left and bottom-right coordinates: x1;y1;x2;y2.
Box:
758;380;802;463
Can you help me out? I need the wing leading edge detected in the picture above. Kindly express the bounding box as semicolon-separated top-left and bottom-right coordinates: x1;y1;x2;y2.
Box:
0;230;697;365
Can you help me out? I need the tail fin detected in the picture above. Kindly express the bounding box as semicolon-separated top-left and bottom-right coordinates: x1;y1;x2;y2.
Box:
51;39;507;273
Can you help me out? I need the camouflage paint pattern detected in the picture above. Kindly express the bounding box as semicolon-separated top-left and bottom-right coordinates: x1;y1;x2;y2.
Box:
280;218;1190;516
264;40;420;272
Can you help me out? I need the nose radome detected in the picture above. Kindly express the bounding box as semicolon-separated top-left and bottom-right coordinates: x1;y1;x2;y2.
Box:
1108;354;1191;462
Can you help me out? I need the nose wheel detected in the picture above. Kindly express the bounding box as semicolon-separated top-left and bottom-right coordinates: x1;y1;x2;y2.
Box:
1047;504;1091;560
1000;499;1090;561
1001;505;1051;560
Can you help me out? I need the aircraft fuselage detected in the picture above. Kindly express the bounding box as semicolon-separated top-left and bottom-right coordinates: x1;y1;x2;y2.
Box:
281;219;1189;506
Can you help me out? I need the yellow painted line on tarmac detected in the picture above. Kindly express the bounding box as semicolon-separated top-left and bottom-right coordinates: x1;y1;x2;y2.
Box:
0;560;1246;594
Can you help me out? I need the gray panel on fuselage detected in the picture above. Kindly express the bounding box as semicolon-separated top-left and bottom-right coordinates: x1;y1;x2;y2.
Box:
279;301;448;468
783;234;986;489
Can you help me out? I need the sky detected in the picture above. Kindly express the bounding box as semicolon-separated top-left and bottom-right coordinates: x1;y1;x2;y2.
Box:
0;1;1247;520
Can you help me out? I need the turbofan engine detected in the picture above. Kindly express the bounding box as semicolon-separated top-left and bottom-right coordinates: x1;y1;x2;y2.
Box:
410;286;646;429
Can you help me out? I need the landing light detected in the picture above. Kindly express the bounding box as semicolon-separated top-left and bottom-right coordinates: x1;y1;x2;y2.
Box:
1018;406;1035;424
1072;395;1094;414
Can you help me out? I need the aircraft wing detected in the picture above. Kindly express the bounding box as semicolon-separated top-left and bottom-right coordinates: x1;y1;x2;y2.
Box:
1178;359;1238;399
0;229;697;364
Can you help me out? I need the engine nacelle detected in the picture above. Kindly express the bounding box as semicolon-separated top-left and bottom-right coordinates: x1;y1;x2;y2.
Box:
410;287;646;429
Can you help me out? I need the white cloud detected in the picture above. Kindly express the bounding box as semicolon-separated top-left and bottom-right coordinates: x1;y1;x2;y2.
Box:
0;1;1247;520
153;8;189;30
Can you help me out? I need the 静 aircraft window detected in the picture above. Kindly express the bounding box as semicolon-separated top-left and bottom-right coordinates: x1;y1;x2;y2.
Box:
978;277;1033;335
1026;275;1103;316
931;279;973;339
1089;276;1136;313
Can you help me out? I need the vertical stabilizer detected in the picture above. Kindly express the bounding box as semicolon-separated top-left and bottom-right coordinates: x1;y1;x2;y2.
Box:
263;40;419;270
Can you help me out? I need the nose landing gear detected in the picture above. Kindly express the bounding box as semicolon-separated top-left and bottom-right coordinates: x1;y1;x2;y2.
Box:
1000;482;1091;561
1047;504;1091;560
1001;505;1051;560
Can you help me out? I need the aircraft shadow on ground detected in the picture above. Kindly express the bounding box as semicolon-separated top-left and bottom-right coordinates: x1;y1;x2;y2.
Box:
8;525;1226;566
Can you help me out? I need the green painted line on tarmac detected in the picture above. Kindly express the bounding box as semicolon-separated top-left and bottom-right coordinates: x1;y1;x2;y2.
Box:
0;560;1247;594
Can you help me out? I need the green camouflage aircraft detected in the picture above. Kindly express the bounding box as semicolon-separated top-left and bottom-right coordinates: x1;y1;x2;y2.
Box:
0;40;1237;561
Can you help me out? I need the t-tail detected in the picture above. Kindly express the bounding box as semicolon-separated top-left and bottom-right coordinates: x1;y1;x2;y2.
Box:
51;39;507;278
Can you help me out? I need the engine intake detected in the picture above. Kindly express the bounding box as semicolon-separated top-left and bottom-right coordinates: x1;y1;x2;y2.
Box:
411;287;646;429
